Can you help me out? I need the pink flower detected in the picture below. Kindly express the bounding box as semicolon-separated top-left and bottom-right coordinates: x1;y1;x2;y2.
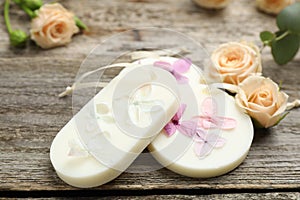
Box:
196;97;237;130
164;104;198;137
164;97;237;158
194;129;226;157
154;58;191;84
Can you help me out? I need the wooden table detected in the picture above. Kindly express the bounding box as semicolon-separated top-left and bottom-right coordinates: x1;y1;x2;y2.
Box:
0;0;299;199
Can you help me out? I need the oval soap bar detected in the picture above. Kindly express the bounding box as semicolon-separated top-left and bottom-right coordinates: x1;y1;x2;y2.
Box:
50;64;180;188
137;57;254;178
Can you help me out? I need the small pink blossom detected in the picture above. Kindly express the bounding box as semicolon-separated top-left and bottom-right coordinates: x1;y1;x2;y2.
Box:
164;97;237;158
194;129;226;157
154;58;191;84
196;97;236;130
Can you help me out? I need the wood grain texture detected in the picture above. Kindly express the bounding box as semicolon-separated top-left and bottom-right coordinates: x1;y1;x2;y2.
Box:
0;0;300;198
1;193;299;199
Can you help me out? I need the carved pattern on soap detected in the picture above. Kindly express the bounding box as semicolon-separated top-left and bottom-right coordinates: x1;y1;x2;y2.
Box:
95;102;114;123
164;97;236;158
67;139;89;157
128;84;165;126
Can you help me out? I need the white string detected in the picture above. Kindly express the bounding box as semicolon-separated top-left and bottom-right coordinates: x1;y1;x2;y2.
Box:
287;99;300;111
59;47;189;98
129;47;189;60
58;63;132;98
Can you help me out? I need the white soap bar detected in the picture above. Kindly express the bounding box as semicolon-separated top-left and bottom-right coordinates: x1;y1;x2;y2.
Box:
138;57;254;178
50;64;180;188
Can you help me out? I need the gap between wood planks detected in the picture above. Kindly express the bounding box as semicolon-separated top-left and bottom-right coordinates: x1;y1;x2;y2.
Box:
0;188;299;198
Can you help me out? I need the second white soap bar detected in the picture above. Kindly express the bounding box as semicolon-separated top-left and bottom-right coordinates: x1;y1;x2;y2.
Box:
140;57;254;178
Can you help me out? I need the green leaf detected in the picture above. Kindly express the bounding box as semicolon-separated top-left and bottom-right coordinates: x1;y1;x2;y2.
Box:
277;2;300;34
271;33;300;65
260;31;275;46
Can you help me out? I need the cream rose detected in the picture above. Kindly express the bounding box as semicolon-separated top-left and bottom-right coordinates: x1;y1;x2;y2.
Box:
206;42;262;85
30;3;79;49
192;0;231;9
236;76;289;128
256;0;295;15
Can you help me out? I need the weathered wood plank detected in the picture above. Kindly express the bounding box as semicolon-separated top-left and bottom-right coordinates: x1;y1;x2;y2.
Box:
0;0;299;194
98;192;300;200
0;193;299;199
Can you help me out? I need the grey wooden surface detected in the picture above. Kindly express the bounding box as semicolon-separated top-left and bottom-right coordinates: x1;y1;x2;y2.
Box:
0;0;299;199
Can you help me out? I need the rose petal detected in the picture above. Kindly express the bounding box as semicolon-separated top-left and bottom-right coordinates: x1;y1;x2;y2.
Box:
30;3;79;49
248;102;277;116
209;42;262;85
247;109;273;128
256;0;295;15
239;76;265;95
272;92;289;116
265;115;283;128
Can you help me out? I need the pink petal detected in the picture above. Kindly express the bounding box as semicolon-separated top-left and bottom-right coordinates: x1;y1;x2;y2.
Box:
177;120;198;137
197;116;218;129
214;116;237;130
153;61;172;72
164;123;177;136
173;58;192;73
174;104;187;121
202;97;217;116
194;142;204;156
173;72;189;84
195;142;213;157
214;137;226;148
194;128;207;142
206;133;226;148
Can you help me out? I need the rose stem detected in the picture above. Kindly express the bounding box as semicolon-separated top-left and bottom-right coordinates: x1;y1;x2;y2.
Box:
12;0;37;18
4;0;12;34
74;16;89;31
19;4;36;18
275;30;290;41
